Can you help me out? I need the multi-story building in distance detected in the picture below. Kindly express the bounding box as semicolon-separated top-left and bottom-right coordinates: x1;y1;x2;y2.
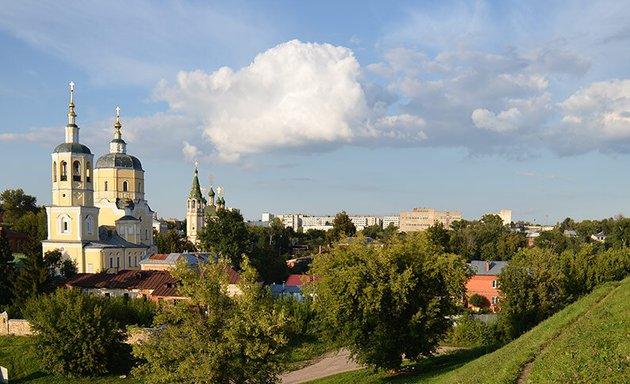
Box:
399;207;462;232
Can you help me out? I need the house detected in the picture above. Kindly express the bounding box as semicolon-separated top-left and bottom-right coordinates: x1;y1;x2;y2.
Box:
65;269;187;304
269;274;316;301
465;260;508;312
591;232;606;243
140;252;216;271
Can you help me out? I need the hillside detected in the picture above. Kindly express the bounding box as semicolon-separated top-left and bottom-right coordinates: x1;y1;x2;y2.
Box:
309;275;630;384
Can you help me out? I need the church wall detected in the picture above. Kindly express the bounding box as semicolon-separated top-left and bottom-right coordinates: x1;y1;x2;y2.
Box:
43;241;85;273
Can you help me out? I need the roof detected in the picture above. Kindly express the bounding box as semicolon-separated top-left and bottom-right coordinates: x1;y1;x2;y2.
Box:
84;226;149;249
469;260;508;276
116;215;140;222
53;142;92;154
95;153;143;171
189;173;203;200
140;253;239;284
285;274;316;286
66;269;178;291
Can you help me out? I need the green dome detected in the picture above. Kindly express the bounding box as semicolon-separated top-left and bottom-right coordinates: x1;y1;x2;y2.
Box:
53;142;92;154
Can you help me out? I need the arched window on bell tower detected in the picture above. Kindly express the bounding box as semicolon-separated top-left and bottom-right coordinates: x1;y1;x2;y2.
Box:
53;161;57;182
104;181;108;191
72;161;81;182
123;180;128;192
60;161;67;181
86;161;91;182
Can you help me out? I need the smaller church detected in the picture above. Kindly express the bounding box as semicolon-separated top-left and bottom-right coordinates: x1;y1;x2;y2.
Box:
42;83;156;273
185;162;226;245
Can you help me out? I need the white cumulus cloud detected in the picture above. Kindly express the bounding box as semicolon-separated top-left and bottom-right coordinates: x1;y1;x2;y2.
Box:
154;40;424;161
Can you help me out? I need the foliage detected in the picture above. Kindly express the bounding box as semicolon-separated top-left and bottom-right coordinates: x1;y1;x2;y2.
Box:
447;315;500;347
154;228;195;253
310;232;470;370
497;248;572;339
0;188;39;224
199;208;250;267
0;228;15;307
0;335;142;384
23;289;128;377
133;258;288;383
108;296;157;327
498;245;630;339
449;215;525;261
468;293;489;308
327;211;356;244
247;222;290;283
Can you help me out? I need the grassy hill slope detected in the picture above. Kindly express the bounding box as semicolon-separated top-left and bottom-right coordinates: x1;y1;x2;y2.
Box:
310;275;629;384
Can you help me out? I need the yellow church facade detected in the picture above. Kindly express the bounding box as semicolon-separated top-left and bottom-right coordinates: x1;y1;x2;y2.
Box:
42;83;155;273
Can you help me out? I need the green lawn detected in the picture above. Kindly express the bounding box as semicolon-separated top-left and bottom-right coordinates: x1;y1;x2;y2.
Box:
308;276;629;384
0;336;142;384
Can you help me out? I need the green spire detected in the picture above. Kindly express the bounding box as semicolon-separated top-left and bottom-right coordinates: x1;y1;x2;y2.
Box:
189;162;203;201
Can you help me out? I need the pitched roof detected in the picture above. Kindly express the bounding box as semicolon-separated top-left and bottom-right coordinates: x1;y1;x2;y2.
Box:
140;252;217;268
66;270;178;291
285;274;316;286
469;260;508;276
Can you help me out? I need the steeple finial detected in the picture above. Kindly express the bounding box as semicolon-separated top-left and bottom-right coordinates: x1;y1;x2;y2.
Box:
68;81;76;125
194;160;199;174
114;106;122;137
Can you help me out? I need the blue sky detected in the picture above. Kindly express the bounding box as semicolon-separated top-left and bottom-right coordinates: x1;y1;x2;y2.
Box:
2;1;630;224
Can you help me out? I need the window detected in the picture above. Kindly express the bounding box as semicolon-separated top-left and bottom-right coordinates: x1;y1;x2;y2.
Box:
59;215;70;234
86;162;91;182
123;180;128;192
116;257;120;269
72;161;81;181
491;296;499;305
104;181;108;191
60;161;67;181
192;200;195;208
87;263;94;273
53;162;57;182
86;215;94;235
492;280;499;289
109;257;113;269
128;255;131;266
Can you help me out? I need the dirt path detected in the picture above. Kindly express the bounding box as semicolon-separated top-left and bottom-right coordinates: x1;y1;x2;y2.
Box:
280;349;361;384
280;346;463;384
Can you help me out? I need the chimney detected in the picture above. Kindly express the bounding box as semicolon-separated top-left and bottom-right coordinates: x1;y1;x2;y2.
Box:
486;260;491;272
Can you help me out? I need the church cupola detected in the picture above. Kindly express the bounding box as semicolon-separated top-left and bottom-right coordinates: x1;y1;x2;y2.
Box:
109;106;127;154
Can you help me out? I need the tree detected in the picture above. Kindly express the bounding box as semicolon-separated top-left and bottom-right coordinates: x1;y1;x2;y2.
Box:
498;248;571;339
154;229;195;253
133;258;288;383
0;228;15;307
247;223;289;283
327;211;356;243
468;293;489;308
310;232;469;370
199;209;250;267
23;289;128;377
425;222;450;252
0;188;38;224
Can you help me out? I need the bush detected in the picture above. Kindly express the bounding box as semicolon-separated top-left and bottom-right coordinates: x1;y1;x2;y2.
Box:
448;315;500;347
23;289;128;377
274;295;315;337
468;294;489;308
108;296;157;327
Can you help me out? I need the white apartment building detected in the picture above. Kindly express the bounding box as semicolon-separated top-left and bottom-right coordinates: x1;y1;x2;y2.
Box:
382;215;400;228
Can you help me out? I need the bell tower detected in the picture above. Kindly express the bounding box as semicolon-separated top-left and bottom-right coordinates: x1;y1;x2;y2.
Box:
51;81;95;207
186;161;205;245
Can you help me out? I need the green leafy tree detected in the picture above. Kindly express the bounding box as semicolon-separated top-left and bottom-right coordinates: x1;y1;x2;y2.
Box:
468;293;490;308
0;228;15;307
0;188;38;224
154;228;196;253
133;258;288;383
310;232;469;370
247;224;289;284
199;208;250;267
361;224;384;240
498;248;571;339
327;211;356;244
425;222;450;252
23;289;128;377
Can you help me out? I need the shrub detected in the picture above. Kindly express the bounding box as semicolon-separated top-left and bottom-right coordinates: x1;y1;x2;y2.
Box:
468;294;489;308
23;289;127;377
448;315;500;347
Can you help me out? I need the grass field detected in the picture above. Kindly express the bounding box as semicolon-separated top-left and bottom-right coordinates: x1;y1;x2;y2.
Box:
308;276;629;384
0;336;141;384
